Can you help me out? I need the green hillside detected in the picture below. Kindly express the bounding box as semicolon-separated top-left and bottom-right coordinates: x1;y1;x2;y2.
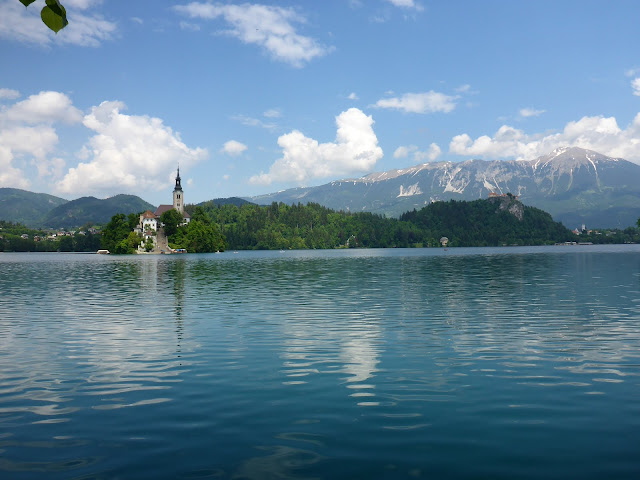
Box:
197;197;255;208
193;196;574;250
399;196;573;247
42;194;155;228
0;188;68;226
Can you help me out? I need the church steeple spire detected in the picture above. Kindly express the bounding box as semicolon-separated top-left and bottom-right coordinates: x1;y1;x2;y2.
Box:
173;167;184;214
175;166;182;191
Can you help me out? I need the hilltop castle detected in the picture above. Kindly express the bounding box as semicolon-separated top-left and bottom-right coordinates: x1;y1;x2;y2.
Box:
137;168;190;252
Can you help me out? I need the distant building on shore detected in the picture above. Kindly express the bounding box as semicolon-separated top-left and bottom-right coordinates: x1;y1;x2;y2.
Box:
154;167;189;220
488;192;519;200
136;168;191;251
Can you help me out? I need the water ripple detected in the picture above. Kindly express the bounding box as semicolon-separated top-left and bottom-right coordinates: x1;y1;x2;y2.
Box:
1;247;640;478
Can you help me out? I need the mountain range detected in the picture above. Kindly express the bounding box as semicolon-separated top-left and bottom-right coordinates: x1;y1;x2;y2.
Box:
250;147;640;229
0;188;68;227
0;189;154;229
43;195;155;229
1;147;639;229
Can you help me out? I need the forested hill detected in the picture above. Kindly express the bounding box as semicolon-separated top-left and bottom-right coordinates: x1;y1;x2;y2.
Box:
0;188;68;226
197;197;255;208
42;194;155;229
0;189;155;228
400;195;572;246
189;196;574;249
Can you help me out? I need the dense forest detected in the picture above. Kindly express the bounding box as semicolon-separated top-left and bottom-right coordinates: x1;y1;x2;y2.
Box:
399;197;573;247
4;198;638;253
187;197;578;250
0;220;101;252
166;208;226;253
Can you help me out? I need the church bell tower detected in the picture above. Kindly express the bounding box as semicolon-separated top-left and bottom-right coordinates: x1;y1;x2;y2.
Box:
173;167;184;214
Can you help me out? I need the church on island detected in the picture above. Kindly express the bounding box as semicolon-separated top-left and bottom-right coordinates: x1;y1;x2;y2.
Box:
136;168;190;253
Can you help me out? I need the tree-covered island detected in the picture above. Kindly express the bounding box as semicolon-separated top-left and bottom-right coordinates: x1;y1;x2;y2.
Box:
97;195;580;253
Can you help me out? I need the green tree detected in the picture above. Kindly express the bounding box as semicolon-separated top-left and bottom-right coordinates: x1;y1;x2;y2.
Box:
101;213;135;253
126;231;142;251
111;231;141;254
168;219;225;253
190;206;212;224
160;209;183;237
58;235;73;252
19;0;68;33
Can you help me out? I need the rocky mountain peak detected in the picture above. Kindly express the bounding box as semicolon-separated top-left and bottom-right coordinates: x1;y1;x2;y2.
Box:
530;146;619;170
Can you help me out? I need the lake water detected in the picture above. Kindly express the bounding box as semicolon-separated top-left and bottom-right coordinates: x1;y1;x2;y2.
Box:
1;246;639;479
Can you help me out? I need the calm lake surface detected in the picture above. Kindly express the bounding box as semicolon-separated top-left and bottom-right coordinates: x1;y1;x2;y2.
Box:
1;246;639;479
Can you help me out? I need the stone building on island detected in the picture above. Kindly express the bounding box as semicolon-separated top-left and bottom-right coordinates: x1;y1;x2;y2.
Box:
136;168;190;253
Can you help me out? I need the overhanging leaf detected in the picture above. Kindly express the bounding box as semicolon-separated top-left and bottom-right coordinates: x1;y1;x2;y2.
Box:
41;0;68;33
19;0;37;6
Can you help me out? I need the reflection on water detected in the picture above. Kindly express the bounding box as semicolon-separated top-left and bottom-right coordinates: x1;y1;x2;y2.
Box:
1;246;639;479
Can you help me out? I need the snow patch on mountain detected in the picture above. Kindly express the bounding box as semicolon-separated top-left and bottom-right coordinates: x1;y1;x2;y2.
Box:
483;178;500;193
442;166;469;194
397;183;423;197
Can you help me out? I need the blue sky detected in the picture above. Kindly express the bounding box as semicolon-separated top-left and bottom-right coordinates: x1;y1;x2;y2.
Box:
1;0;640;206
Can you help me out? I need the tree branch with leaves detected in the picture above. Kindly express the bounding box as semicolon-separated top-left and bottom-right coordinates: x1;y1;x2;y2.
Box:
19;0;68;33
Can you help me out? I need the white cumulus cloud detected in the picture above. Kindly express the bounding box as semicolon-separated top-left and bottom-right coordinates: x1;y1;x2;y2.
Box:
36;156;66;178
2;91;83;125
173;3;332;67
0;125;59;189
519;107;546;118
393;146;411;159
0;88;20;100
632;78;640;97
56;101;207;196
0;0;116;47
0;92;78;188
0;146;30;189
394;143;440;162
374;91;458;114
250;108;383;185
449;113;640;163
0;125;59;159
221;140;248;156
348;92;359;100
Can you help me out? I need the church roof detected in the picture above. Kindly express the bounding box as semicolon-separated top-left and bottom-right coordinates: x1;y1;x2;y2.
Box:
154;205;191;218
154;205;174;216
141;210;156;219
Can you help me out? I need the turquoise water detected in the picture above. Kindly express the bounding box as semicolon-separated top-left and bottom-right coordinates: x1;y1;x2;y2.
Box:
1;246;639;479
